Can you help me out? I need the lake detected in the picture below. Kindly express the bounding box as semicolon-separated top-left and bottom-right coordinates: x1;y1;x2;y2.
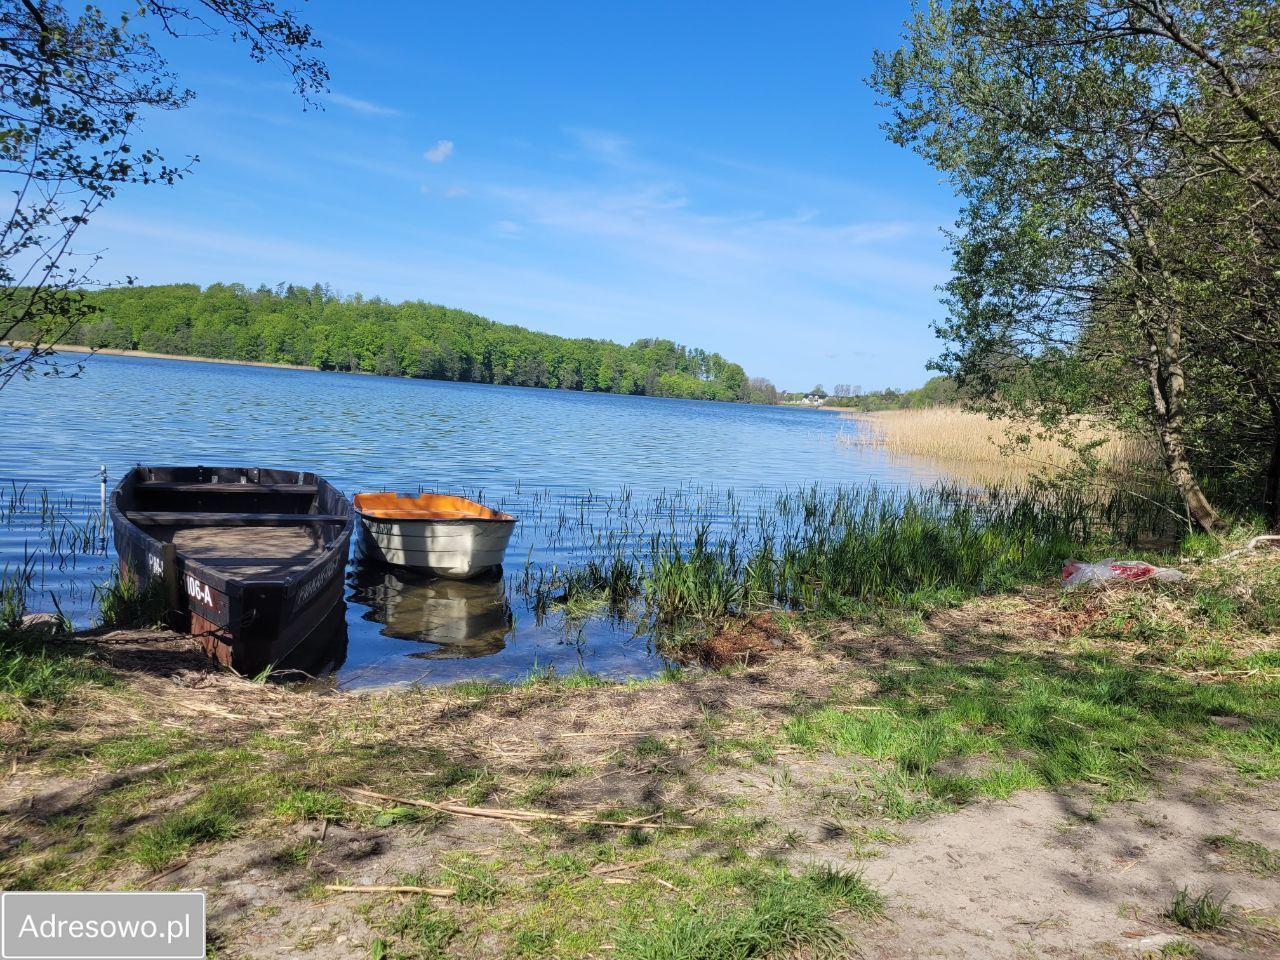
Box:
2;353;949;686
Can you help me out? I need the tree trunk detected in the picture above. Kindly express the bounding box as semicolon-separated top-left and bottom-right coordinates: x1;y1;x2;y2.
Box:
1265;394;1280;532
1143;314;1225;532
1156;416;1223;532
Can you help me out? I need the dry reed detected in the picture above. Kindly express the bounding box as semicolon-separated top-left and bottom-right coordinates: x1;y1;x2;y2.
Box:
836;408;1156;483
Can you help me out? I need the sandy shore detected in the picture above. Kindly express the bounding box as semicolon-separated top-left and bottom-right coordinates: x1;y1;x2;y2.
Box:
6;341;320;372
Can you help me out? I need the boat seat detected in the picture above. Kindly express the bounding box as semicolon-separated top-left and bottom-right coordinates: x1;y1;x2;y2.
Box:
192;556;322;566
136;482;319;494
126;511;346;526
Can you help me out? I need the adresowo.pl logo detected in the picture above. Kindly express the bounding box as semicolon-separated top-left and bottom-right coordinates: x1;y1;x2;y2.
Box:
1;892;204;959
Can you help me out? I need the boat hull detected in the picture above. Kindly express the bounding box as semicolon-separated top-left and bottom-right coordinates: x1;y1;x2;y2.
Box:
110;465;354;676
358;516;515;579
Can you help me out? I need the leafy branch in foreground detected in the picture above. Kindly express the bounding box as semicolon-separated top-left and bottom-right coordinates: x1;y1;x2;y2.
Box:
0;0;327;388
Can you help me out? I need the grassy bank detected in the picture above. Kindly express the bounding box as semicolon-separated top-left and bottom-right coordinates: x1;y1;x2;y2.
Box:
1;539;1277;957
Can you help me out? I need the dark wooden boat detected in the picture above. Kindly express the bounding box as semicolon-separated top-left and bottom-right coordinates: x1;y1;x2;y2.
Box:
110;465;354;675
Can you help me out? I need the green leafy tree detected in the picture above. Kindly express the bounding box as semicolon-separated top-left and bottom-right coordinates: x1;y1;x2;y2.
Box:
871;0;1280;529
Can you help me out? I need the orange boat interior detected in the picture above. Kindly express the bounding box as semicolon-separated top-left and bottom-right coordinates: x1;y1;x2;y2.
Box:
353;492;515;522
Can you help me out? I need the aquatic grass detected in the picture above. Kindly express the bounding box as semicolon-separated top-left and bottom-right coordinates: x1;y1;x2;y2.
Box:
835;408;1157;482
525;482;1168;627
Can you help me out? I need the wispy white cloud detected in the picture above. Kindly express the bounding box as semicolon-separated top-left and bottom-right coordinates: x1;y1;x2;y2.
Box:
425;140;455;163
83;207;944;388
327;92;400;116
565;128;631;164
419;184;431;194
494;220;525;238
487;179;940;290
445;185;466;198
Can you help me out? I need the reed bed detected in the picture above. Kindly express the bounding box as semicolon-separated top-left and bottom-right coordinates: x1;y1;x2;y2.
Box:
1;476;1183;666
836;408;1157;483
512;482;1184;628
0;485;109;629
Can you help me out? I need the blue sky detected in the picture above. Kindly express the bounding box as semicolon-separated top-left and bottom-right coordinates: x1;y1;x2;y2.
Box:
79;2;956;391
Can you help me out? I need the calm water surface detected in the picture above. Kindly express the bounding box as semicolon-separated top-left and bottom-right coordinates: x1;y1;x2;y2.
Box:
3;354;947;686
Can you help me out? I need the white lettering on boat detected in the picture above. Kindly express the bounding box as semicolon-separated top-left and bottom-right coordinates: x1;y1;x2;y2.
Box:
185;575;214;606
297;555;340;607
147;553;163;577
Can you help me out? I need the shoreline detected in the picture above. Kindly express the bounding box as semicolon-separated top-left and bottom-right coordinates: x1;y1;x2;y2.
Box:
6;342;780;405
9;342;321;373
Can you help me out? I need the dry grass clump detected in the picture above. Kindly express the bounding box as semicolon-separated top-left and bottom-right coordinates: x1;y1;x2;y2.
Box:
837;408;1155;482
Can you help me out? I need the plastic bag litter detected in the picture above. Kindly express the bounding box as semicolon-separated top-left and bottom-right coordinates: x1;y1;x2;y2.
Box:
1061;559;1184;589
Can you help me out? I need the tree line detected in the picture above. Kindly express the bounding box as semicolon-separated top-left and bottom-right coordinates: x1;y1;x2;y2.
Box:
873;0;1280;530
807;376;962;412
51;283;764;402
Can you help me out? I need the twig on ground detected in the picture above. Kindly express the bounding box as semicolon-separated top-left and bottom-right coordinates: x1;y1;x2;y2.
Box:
341;787;692;831
143;860;189;888
590;857;662;876
325;884;454;897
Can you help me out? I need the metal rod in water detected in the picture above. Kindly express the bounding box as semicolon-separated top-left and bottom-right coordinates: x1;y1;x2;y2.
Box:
99;464;108;542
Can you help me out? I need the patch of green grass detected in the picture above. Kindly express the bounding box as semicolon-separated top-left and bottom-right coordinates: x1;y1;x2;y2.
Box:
1150;940;1201;959
275;841;314;868
612;864;880;960
273;787;347;822
432;855;505;906
92;732;186;769
380;896;460;959
0;631;110;721
1171;639;1235;671
372;805;440;828
450;679;502;699
633;735;671;758
784;652;1279;807
1166;887;1229;932
127;808;238;871
1205;833;1280;876
521;661;556;686
120;777;273;873
801;864;885;916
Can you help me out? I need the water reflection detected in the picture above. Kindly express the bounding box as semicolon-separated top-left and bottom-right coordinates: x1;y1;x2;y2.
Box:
0;353;958;687
350;563;514;659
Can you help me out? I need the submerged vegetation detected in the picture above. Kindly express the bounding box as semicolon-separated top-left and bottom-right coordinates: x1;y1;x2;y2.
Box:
516;481;1184;632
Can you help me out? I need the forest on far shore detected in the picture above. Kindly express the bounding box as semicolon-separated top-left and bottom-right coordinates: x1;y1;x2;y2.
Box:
59;283;772;403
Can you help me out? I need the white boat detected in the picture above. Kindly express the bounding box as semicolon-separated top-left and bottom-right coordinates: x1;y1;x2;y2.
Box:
353;492;517;579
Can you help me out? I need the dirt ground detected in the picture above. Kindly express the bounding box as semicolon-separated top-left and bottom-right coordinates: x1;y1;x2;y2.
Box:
2;584;1278;959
